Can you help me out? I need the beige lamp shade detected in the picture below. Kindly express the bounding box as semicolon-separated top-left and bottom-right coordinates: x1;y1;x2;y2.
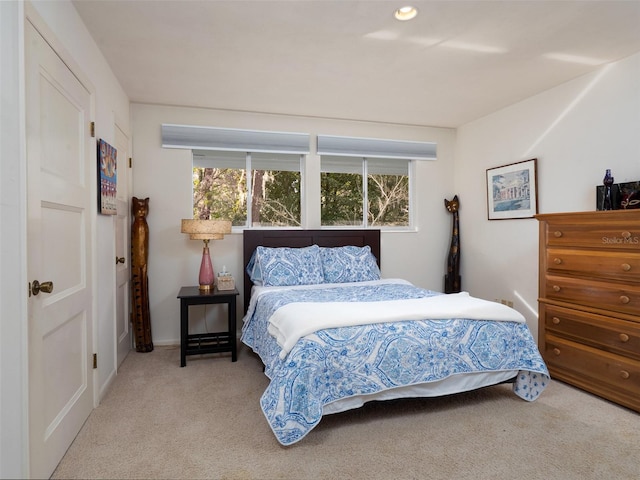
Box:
181;219;232;291
181;219;232;240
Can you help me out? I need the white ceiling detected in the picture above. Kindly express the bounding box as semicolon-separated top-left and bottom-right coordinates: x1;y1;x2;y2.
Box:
72;0;640;128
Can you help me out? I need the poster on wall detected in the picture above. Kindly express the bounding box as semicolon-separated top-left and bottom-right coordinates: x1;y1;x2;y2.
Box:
486;158;538;220
98;138;117;215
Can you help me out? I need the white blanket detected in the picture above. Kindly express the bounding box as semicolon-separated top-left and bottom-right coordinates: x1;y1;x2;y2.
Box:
268;292;525;359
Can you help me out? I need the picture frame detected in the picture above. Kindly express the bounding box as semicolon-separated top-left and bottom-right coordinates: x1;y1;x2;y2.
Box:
486;158;538;220
97;138;117;215
597;181;640;210
596;184;621;211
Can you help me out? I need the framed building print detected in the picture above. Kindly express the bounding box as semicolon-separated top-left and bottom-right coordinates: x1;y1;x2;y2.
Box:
486;158;538;220
98;138;117;215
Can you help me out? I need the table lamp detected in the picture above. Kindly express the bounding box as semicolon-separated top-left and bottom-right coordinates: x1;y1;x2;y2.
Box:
180;219;232;291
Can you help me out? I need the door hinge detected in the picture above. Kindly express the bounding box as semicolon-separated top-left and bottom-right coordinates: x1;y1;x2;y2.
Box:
93;353;97;369
90;121;95;138
129;157;132;168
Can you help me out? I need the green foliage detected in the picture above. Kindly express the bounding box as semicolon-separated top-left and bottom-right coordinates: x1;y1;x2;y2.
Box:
321;172;409;226
368;174;409;226
193;168;246;224
254;170;301;226
194;167;408;227
193;168;301;226
321;173;363;226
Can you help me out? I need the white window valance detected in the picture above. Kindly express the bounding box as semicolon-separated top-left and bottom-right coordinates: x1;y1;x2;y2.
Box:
162;124;310;154
317;134;436;161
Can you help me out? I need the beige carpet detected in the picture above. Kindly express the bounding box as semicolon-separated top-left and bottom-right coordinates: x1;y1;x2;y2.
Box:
52;345;640;480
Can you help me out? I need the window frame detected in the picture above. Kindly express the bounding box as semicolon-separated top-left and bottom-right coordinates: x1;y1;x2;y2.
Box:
319;155;414;230
192;150;305;228
172;127;435;232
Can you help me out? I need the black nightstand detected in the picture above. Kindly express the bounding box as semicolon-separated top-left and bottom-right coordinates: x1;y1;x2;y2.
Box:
177;286;239;366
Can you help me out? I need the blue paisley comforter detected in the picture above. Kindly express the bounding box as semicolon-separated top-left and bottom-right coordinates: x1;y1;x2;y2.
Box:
241;280;549;446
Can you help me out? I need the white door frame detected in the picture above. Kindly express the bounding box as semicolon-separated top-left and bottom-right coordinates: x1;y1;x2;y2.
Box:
0;1;29;478
114;123;132;368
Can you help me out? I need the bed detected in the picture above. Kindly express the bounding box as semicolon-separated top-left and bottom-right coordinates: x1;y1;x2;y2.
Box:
241;229;549;446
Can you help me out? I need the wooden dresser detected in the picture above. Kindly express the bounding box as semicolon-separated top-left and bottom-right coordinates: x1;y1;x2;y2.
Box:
536;210;640;412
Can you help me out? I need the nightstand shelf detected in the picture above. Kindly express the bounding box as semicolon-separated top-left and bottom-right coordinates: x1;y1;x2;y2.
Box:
177;286;239;367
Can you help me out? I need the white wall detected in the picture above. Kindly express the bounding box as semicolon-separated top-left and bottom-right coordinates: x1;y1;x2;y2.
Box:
0;1;130;476
131;104;457;344
455;53;640;340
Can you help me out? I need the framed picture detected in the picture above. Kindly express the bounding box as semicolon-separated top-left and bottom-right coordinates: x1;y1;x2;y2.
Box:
619;181;640;209
486;158;538;220
596;184;621;211
98;138;117;215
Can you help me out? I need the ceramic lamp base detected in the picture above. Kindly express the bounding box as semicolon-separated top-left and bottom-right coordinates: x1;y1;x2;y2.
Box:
198;243;215;291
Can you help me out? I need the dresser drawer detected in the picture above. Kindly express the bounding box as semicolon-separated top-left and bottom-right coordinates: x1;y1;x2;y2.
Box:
544;305;640;360
544;335;640;406
544;275;640;316
544;223;640;250
546;248;640;281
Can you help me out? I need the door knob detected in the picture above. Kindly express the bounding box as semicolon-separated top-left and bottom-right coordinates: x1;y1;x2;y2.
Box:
31;280;53;296
116;257;125;264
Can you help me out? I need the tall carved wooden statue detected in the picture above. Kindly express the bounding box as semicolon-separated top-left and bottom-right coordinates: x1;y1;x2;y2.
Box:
444;195;461;294
131;197;153;352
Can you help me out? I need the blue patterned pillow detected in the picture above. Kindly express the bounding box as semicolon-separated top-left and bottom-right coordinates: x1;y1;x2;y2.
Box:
254;245;324;287
320;245;381;284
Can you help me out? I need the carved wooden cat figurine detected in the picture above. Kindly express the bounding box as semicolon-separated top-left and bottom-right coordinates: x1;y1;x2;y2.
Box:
131;197;153;352
444;195;461;293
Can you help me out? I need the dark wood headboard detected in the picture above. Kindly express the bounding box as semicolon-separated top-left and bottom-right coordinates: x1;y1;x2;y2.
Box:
242;229;381;312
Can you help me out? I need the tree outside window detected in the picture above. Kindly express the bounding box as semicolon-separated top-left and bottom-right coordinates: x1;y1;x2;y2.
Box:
321;156;409;227
192;151;301;227
191;150;412;229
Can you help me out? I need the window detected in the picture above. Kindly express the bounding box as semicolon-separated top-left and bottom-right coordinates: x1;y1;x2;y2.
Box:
162;125;308;227
367;157;410;227
162;125;435;230
317;134;434;229
192;150;302;227
320;156;410;227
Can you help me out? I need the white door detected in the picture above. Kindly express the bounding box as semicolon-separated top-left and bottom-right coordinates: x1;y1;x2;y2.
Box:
114;126;132;367
26;22;95;479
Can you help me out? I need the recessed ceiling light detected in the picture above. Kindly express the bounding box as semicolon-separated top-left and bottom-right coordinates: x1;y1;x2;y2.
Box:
394;6;418;21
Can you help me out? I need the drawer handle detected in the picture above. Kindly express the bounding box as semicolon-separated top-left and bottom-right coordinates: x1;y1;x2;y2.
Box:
553;348;561;356
619;295;630;304
619;333;630;342
621;263;631;272
552;317;561;325
554;258;562;265
620;370;630;380
621;231;631;239
553;231;563;238
553;285;561;292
